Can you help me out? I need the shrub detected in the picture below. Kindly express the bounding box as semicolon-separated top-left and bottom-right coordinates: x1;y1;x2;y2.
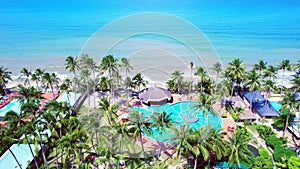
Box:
256;125;275;139
287;156;300;169
265;135;283;149
221;113;227;118
274;147;297;162
259;148;270;159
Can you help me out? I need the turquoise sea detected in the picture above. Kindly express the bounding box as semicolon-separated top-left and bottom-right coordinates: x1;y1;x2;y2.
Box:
0;0;300;76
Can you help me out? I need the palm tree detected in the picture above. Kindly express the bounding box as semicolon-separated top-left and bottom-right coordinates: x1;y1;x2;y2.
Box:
121;58;133;100
209;129;228;163
211;62;222;94
100;55;118;100
132;73;147;93
19;68;32;87
60;78;72;104
291;72;300;91
277;59;292;94
281;90;298;137
263;80;276;97
254;60;267;82
65;55;80;100
152;111;174;155
80;55;99;107
168;124;191;169
225;59;246;98
228;127;252;168
31;68;45;90
189;62;194;95
42;72;60;96
187;126;214;169
171;70;184;94
245;69;261;91
195;66;207;93
191;93;218;125
263;65;277;80
0;66;12;95
98;97;119;125
127;109;153;164
17;84;43;104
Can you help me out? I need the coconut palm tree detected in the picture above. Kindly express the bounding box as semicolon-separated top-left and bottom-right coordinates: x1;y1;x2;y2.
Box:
0;66;12;95
152;111;174;155
31;68;45;90
171;70;184;94
225;59;246;97
168;124;191;169
277;59;292;94
254;60;267;82
121;58;133;99
100;55;118;100
187;126;214;169
191;93;218;125
17;84;43;104
263;65;277;80
42;72;60;96
245;69;261;91
228;127;252;168
132;73;147;93
98;96;119;125
211;62;223;94
127;109;153;164
263;80;276;97
291;72;300;91
121;57;133;78
281;90;298;137
189;62;194;95
65;55;80;100
195;66;207;93
19;68;32;87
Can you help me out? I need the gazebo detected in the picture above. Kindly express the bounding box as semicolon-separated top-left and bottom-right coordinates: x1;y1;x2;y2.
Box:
138;87;172;106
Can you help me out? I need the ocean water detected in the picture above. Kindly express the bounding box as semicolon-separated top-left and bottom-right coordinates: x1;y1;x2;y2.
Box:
0;0;300;77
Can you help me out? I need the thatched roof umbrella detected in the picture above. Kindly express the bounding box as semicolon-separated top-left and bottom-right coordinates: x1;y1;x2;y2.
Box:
138;87;172;106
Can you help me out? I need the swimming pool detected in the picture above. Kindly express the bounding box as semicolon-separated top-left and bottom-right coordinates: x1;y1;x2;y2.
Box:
133;101;223;142
0;100;22;118
270;101;282;111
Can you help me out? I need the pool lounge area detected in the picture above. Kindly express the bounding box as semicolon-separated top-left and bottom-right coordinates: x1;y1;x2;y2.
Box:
0;92;78;168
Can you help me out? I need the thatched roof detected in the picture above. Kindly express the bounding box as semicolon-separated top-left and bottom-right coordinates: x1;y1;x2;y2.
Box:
138;87;172;103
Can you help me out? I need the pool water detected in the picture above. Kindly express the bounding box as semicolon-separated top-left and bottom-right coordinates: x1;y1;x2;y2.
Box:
133;101;223;142
270;101;282;111
0;100;22;117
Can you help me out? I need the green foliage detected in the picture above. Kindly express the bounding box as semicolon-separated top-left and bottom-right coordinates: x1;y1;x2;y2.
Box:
251;156;273;169
259;148;270;159
256;125;275;139
221;113;227;118
273;107;296;129
287;156;300;169
265;135;284;150
273;147;297;163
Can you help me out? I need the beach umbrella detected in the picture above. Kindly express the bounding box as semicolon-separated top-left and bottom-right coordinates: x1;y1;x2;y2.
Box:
138;87;172;105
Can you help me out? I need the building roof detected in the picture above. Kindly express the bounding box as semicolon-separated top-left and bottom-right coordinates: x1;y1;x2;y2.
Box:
244;91;280;117
244;91;265;103
253;99;280;117
139;87;171;103
239;109;257;120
